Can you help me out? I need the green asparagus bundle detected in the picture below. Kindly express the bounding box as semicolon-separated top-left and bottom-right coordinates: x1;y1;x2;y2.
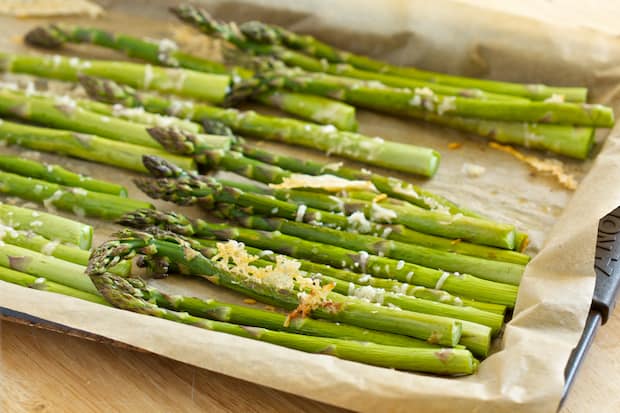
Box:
141;131;529;261
87;268;477;374
0;52;231;104
186;237;503;339
79;76;440;176
0;119;196;172
24;25;359;131
170;5;609;159
136;156;518;250
88;230;467;345
148;120;478;217
0;207;474;368
171;4;585;102
251;62;613;127
0;154;127;196
118;208;517;308
0;227;478;373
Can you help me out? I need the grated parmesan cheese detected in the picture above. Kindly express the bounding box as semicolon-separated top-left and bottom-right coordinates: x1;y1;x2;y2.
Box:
489;142;577;190
270;173;376;192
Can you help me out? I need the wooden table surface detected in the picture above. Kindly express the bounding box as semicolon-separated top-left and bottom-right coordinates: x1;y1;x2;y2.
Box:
1;306;619;413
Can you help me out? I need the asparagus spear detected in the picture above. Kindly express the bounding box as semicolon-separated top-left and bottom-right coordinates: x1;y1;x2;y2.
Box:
171;4;585;102
152;144;527;264
0;155;127;197
0;225;130;276
79;76;441;176
0;171;152;220
0;119;196;172
77;100;203;133
88;232;464;346
87;270;476;374
118;209;517;307
0;52;231;104
0;203;92;249
135;161;518;250
0;89;232;151
119;208;505;314
253;63;613;127
0;265;109;305
217;204;524;285
0;218;450;357
188;237;502;340
24;25;359;131
125;271;443;349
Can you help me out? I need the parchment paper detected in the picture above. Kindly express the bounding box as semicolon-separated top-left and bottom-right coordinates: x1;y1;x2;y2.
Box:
2;1;620;411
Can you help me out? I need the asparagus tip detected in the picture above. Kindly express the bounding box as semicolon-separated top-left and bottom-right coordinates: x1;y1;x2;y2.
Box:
24;25;64;49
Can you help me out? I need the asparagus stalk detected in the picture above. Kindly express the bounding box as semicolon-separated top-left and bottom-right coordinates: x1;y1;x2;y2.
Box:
171;5;585;102
0;154;127;197
135;160;518;250
0;52;231;104
0;89;159;148
0;243;98;294
236;139;479;215
0;119;197;172
127;272;442;349
119;208;505;314
217;204;524;285
88;232;464;346
0;265;109;305
79;76;441;176
0;171;152;220
184;149;527;261
0;203;92;249
137;155;524;264
87;270;476;374
77;99;203;134
118;209;517;307
24;25;359;131
191;237;502;337
253;64;613;127
232;190;530;265
0;225;130;276
0;89;232;151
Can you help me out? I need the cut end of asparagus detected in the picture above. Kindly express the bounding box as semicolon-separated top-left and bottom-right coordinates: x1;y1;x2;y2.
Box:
24;25;65;49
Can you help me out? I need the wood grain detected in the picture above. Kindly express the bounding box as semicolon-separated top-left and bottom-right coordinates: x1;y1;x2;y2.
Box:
1;305;619;413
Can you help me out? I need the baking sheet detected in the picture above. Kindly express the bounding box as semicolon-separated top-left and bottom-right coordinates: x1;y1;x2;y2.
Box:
1;1;620;411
